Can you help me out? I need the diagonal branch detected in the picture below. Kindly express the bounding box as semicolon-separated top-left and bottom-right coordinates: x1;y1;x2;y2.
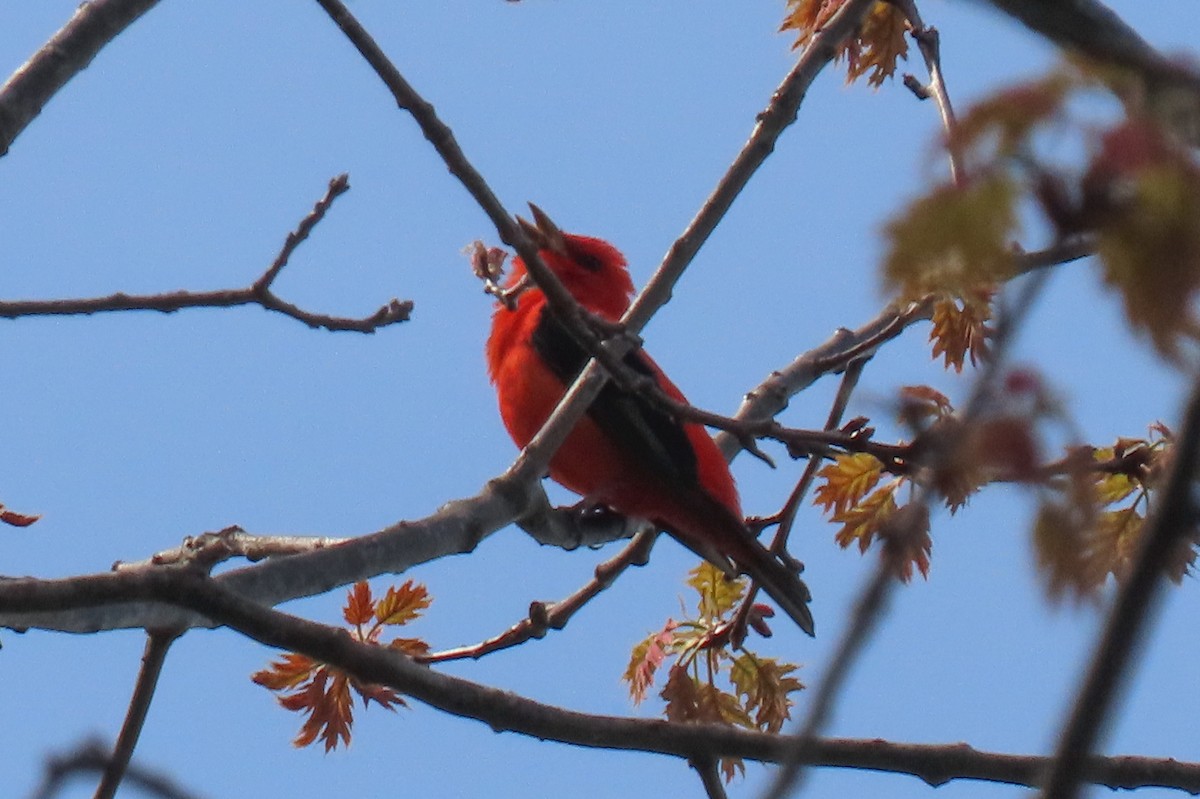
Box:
983;0;1200;92
95;630;181;799
0;0;161;157
420;530;657;664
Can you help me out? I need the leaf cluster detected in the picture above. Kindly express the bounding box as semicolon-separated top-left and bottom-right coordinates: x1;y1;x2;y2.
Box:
1034;424;1194;600
781;0;909;87
884;63;1200;358
622;563;805;782
251;580;431;751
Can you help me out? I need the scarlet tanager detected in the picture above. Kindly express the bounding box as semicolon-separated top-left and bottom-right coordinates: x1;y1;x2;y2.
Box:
486;207;815;636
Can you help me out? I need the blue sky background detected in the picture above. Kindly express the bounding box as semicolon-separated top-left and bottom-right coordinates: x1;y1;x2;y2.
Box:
1;2;1196;797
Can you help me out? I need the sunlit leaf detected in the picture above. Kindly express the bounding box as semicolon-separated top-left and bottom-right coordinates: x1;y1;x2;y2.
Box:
814;453;885;517
687;561;746;620
376;580;431;626
832;480;899;553
928;289;994;372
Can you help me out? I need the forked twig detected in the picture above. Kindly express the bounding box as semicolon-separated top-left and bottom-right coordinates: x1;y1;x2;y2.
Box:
1;174;412;333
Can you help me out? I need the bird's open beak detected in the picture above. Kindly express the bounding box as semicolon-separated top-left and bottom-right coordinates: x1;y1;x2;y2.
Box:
516;203;569;256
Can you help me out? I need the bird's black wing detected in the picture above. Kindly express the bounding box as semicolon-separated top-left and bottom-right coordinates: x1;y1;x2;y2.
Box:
530;307;699;491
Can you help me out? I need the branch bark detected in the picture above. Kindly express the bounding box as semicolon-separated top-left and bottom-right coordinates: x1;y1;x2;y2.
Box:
0;0;161;156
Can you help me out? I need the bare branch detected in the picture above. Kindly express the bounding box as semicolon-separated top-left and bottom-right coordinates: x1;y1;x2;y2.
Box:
0;174;412;333
0;0;161;157
1039;374;1200;799
420;531;657;664
115;526;349;571
692;758;730;799
893;1;964;186
95;630;180;799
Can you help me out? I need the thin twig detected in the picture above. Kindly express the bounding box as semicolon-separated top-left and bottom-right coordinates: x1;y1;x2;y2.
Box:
1;174;411;333
892;0;964;186
0;0;161;156
254;172;350;292
420;530;657;663
31;738;205;799
1038;374;1200;799
731;358;870;645
94;630;181;799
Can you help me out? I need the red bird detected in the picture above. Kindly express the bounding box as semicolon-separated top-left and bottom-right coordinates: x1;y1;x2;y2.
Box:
487;207;815;636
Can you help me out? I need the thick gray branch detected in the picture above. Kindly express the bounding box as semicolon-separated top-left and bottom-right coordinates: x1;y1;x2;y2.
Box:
0;0;160;156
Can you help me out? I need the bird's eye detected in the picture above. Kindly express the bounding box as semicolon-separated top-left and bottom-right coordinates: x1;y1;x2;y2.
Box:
565;242;603;272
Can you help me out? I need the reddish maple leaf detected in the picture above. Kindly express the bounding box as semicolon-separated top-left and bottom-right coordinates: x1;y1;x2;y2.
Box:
253;580;430;750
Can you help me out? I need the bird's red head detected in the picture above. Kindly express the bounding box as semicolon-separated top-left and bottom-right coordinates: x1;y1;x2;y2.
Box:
510;205;633;322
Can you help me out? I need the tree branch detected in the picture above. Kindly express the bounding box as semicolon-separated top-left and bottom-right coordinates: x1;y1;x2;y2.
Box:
95;630;180;799
982;0;1200;91
0;174;412;333
0;0;161;157
894;0;964;186
25;564;1200;795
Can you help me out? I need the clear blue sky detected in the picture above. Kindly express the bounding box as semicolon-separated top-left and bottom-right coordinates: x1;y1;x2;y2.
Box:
2;2;1196;797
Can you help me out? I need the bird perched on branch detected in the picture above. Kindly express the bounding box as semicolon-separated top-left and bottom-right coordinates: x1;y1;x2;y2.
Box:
486;205;815;636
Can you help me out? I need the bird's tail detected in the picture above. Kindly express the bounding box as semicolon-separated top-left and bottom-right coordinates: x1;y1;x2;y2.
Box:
667;497;816;636
733;538;816;637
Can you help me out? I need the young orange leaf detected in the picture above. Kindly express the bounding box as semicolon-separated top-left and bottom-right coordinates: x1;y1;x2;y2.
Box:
252;653;318;692
952;73;1073;164
389;637;431;658
814;452;885;517
343;581;374;627
1087;120;1200;357
1032;499;1103;601
847;2;909;87
897;384;955;428
731;654;805;734
832;480;899;552
928;290;994;372
881;502;933;582
782;1;907;87
780;0;847;50
255;580;430;750
375;580;431;626
0;503;40;527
